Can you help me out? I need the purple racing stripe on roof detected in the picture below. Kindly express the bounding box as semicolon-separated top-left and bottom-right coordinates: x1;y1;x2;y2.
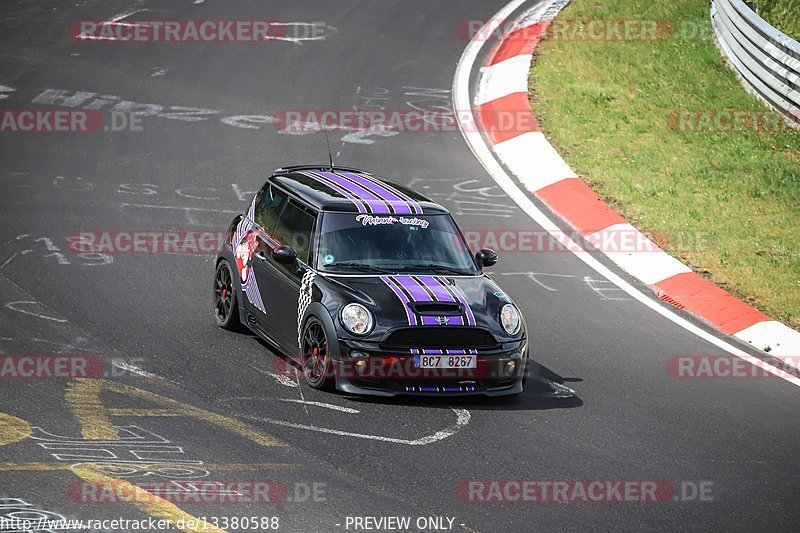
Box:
299;171;368;214
342;171;423;215
364;176;424;215
335;171;413;215
316;171;392;214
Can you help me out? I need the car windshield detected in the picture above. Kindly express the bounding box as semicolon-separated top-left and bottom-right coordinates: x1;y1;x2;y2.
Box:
316;213;478;275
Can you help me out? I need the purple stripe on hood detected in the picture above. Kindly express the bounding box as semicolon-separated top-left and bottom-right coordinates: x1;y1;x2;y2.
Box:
395;276;433;304
417;275;457;302
437;276;476;326
420;315;448;326
380;275;417;326
382;276;471;327
416;276;466;326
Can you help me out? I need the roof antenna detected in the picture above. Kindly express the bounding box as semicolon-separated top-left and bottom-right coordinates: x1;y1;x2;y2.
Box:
322;124;334;169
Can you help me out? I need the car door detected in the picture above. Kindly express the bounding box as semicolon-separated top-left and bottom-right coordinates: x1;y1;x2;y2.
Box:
252;197;318;351
238;183;287;328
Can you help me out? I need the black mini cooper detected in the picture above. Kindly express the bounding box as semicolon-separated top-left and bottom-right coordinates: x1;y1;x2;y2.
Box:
213;165;528;396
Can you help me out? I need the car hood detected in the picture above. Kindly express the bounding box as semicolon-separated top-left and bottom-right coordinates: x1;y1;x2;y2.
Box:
317;273;521;340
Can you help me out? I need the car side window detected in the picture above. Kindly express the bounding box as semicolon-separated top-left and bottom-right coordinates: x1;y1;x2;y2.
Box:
272;200;316;264
254;185;287;233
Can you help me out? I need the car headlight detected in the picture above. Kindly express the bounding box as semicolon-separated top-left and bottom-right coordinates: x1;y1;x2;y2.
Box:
500;304;521;336
340;303;374;335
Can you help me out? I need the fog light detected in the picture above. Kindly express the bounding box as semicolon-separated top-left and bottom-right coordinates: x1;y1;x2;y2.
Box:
355;359;368;374
504;360;516;377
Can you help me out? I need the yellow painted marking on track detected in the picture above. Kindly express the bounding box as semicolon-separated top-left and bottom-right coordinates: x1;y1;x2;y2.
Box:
0;412;32;446
65;379;120;440
71;465;227;533
66;379;285;446
0;462;301;472
58;380;286;533
107;409;181;416
0;462;72;471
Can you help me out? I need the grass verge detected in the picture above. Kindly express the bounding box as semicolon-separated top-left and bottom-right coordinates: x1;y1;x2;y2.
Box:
529;0;800;328
753;0;800;40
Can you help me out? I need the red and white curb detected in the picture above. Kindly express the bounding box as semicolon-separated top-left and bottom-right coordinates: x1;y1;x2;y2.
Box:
472;0;800;360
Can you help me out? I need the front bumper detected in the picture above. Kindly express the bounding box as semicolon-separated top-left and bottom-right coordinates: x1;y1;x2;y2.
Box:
330;338;528;397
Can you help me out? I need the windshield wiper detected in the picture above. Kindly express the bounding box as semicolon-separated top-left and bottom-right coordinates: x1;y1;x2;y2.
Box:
398;263;471;275
326;262;388;274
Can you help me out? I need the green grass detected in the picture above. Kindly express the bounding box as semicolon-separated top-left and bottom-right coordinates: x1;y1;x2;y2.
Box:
529;0;800;329
753;0;800;40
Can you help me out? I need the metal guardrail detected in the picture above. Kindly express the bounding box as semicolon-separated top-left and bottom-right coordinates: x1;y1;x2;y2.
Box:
711;0;800;128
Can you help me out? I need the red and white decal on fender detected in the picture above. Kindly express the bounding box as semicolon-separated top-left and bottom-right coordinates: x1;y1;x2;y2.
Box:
232;198;266;313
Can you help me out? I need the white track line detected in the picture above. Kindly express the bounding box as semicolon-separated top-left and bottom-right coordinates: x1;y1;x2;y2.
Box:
453;0;800;387
76;9;147;41
5;301;68;322
279;399;360;414
241;408;470;446
246;362;300;388
111;360;161;380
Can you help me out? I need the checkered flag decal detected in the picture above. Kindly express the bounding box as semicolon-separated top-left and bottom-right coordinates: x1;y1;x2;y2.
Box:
297;269;317;347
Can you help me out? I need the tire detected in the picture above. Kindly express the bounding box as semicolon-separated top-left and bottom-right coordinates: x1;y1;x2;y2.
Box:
213;259;241;331
300;317;335;391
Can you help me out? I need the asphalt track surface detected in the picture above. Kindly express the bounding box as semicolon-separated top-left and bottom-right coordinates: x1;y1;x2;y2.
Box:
0;1;798;531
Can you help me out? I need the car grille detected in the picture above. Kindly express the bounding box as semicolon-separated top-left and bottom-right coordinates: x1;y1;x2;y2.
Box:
382;327;497;349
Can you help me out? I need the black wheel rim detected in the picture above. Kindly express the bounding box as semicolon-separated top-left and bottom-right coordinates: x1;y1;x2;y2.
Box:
302;322;328;383
213;264;233;323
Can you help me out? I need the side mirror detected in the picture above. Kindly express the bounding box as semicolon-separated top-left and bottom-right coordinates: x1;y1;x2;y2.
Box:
476;248;498;268
272;245;297;264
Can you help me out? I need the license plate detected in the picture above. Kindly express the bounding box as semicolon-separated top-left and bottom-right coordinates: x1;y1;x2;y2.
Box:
414;354;477;369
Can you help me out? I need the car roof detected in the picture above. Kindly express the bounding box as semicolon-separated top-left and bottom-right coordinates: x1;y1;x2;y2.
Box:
269;165;449;214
